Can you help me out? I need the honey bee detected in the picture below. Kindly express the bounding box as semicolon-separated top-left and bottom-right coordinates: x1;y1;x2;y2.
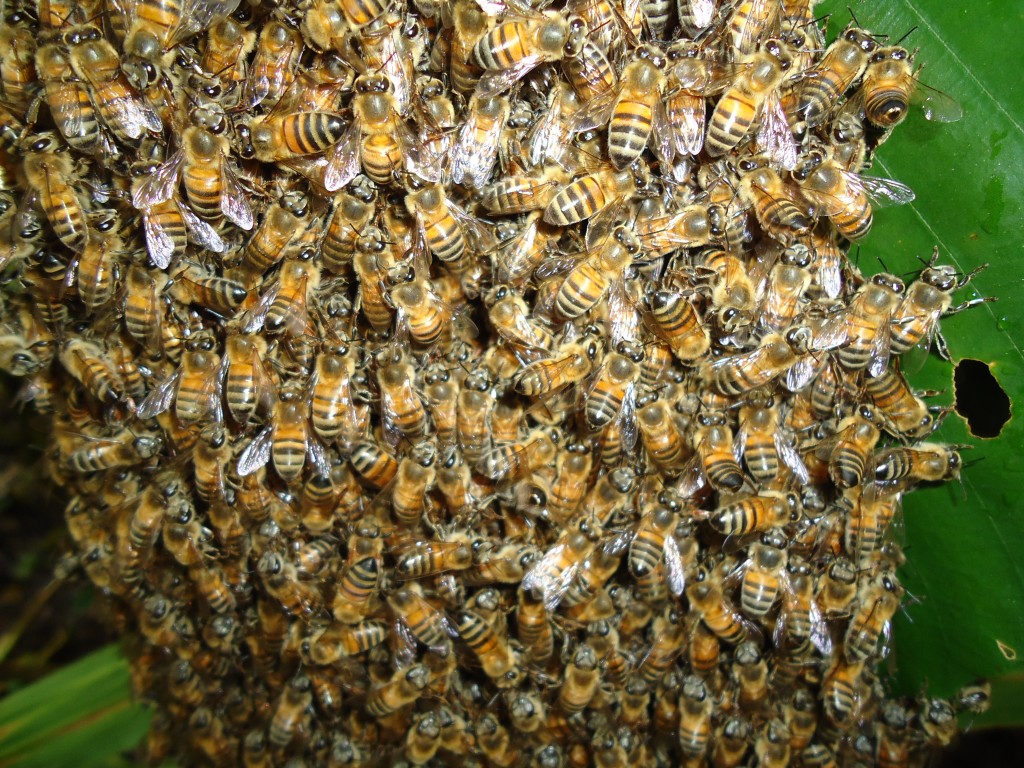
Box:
890;251;992;360
21;133;88;253
476;427;559;484
812;557;857;622
59;338;124;405
819;404;882;489
32;43;101;154
64;429;162;474
514;335;601;397
201;15;255;90
138;333;222;423
872;442;962;489
736;156;811;241
404;177;477;265
487;284;555;357
516;586;555;663
0;15;35;114
65;24;162;142
790;26;877;127
686;567;753;645
754;719;791;768
396;532;476;579
377;351;429;443
794;147;915;241
860;44;963;130
707;326;816;397
584;340;642;432
822;656;866;726
449;93;509;190
558;643;600;714
350;438;399;489
352;227;397;332
738;529;787;619
736;396;809;484
367;663;432;721
267;675;312;749
844;571;903;662
234;191;310;277
641;288;709;364
712;715;751;768
457;607;522;687
221;334;275;428
117;1;240;88
132;125;254;231
546;442;593;523
171;263;248;316
192;423;230;501
307;619;388;665
690;410;746;493
816;272;905;375
542;163;641;227
707;40;795;167
310;344;366;450
634;392;684;469
258;550;321;617
709;490;800;536
864;370;937;442
238;385;330;484
471;9;575;97
242;17;302;110
776;556;832;655
547;226;641;319
560;16;616;104
638;607;687;684
321;184;376;275
678;673;714;758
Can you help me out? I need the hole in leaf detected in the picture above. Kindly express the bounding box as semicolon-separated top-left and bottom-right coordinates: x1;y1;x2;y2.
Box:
954;359;1009;438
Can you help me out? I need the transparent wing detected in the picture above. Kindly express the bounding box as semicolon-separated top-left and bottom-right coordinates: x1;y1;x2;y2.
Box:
135;369;180;419
665;91;705;157
306;437;332;478
170;0;242;48
237;426;273;476
522;544;580;613
758;92;798;171
132;150;184;209
323;123;361;193
857;174;916;207
450;110;503;189
473;55;544;99
219;157;254;230
916;82;963;123
178;202;226;253
775;433;810;484
664;534;686;597
142;208;176;269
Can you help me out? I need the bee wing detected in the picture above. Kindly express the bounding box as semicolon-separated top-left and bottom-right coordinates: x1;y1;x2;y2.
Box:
450;111;503;189
237;425;273;477
135;369;181;419
378;386;405;450
757;92;798;171
867;319;893;378
619;382;639;454
775;432;810;484
522;545;579;613
132;149;184;209
448;198;496;254
730;0;779;54
404;126;448;185
674;453;707;499
650;96;676;166
915;82;963;123
665;91;705;157
514;354;582;397
178;201;226;254
526;96;567;168
171;0;242;47
856;174;916;208
664;534;686;597
306;436;332;478
473;54;545;100
567;87;618;135
784;354;818;392
607;279;641;345
811;309;851;351
141;207;176;270
689;0;717;29
241;280;280;334
498;215;540;284
100;80;161;139
534;251;586;280
323;123;362;193
816;249;843;299
218;157;254;230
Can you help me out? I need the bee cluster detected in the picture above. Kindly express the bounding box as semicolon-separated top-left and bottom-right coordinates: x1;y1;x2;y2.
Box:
0;0;994;766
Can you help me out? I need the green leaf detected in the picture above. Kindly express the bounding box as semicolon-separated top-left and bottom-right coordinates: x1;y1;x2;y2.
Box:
816;0;1024;719
0;645;151;768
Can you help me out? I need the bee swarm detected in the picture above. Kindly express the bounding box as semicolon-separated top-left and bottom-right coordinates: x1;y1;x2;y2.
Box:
0;0;992;766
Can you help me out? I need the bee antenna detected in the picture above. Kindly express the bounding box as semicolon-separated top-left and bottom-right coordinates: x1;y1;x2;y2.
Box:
896;26;918;46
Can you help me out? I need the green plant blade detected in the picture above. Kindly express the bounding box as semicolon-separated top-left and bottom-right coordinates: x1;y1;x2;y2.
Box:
0;645;151;768
817;0;1024;718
